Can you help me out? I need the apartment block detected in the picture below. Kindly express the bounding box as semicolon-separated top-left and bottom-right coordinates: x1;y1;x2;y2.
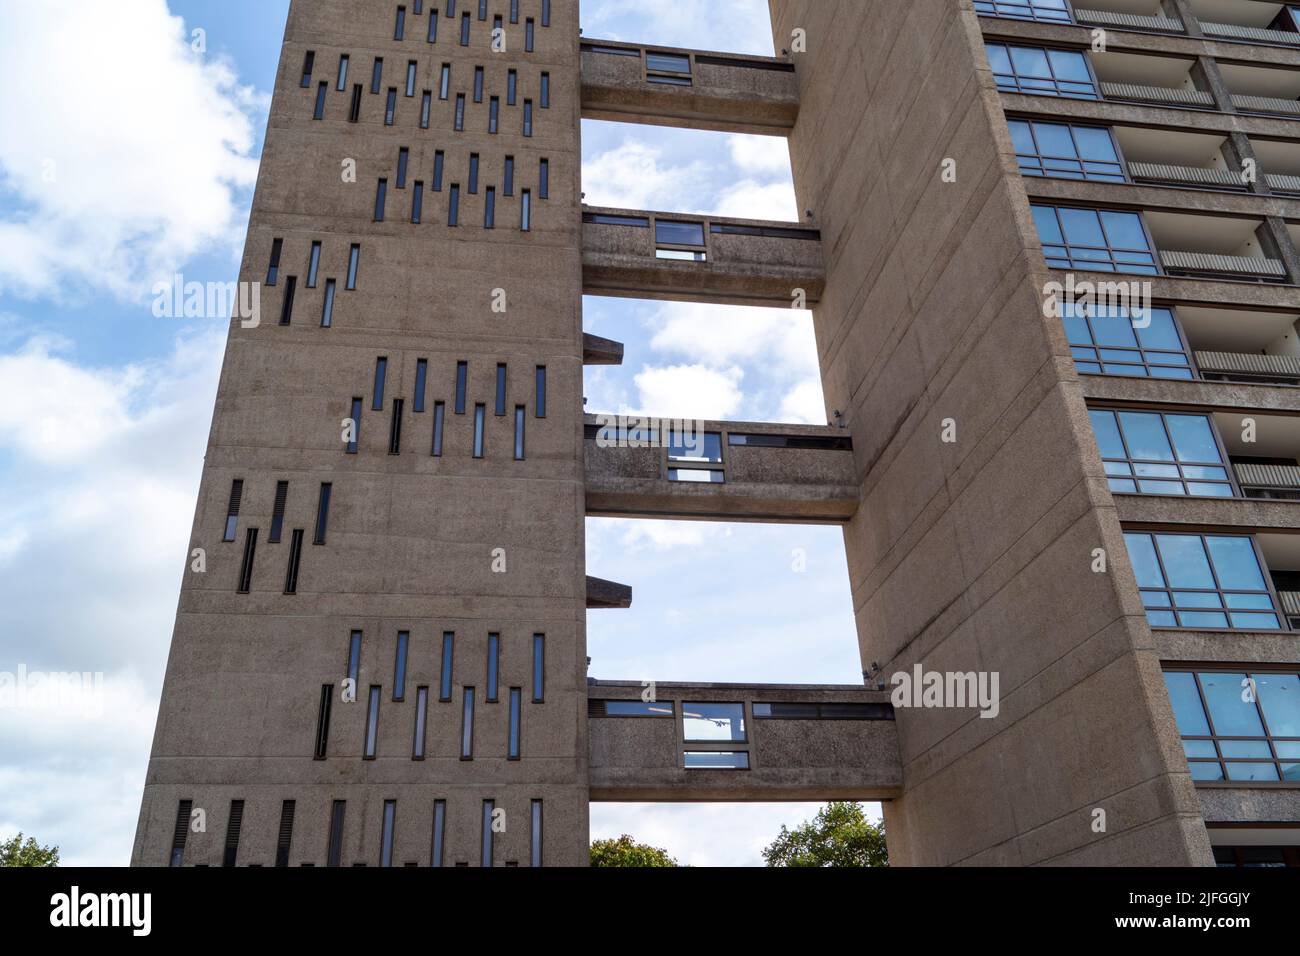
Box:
133;0;1300;867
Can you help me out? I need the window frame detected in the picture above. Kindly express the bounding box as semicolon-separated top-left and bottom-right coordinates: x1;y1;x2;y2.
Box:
986;41;1100;100
1088;407;1238;498
1007;116;1127;183
1062;302;1195;380
1031;202;1161;275
974;0;1074;24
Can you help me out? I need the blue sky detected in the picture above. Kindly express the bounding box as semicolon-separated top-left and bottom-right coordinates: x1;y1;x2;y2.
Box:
0;0;871;867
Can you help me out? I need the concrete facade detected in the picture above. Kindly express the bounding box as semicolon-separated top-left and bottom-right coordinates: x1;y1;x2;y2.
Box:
134;0;1300;867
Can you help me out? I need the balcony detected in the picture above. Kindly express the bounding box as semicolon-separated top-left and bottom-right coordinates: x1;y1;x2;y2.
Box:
1188;0;1300;47
1144;209;1287;280
1175;303;1300;383
1093;51;1215;108
1252;137;1300;196
579;40;799;135
583;416;857;523
587;681;901;801
1114;126;1247;190
581;207;825;306
1218;61;1300;117
1073;1;1186;33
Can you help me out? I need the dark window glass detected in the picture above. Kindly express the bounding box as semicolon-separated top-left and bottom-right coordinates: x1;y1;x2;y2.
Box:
364;685;381;758
347;398;362;454
170;800;192;866
495;363;507;415
380;801;396;868
406;60;417;96
535;366;546;418
514;406;525;460
656;220;706;246
267;238;282;286
683;702;747;742
542;0;551;27
600;700;675;717
469;153;479;193
385;87;397;125
462;687;475;758
974;0;1073;23
478;0;487;19
1009;119;1123;183
539;158;549;199
433;150;444;190
523;99;533;136
431;401;445;456
278;275;297;325
508;687;521;758
222;800;244;867
480;798;493;866
413;686;429;757
373;357;387;411
473;404;485;458
525;17;534;51
507;69;517;105
455;361;467;413
374;178;388;221
301;50;315;87
489;96;499;133
454;92;465;129
582;213;650;227
486;632;500;701
541;72;550;108
474;65;484;102
440;632;455;700
412;181;424;223
421;90;431;127
447;1;455;17
348;84;362;122
314;684;332;758
414;359;428;412
348;631;362;684
283;528;303;594
389;398;404;454
371;58;384;93
521;189;531;231
668;430;723;463
985;42;1097;99
484;186;495;228
313;482;332;545
313;82;328;119
439;63;450;99
684;752;750;769
430;801;446;867
269;480;288;543
327;801;346;867
448;183;460;225
397;147;409;188
237;528;257;593
395;6;407;39
532;634;544;701
510;0;519;23
306;241;321;288
647;52;691;75
727;432;852;450
1125;532;1280;630
460;12;470;45
394;631;409;700
530;800;542;867
277;801;296;867
224;479;243;542
347;244;360;290
428;11;438;42
504;156;514;195
337;54;349;90
1031;204;1157;274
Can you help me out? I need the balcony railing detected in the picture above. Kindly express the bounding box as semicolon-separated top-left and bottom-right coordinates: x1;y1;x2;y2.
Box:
1101;82;1214;108
1073;9;1185;32
1234;463;1300;499
1200;21;1300;46
1159;250;1287;280
1127;162;1246;189
1278;590;1300;623
1231;94;1300;117
1196;350;1300;384
1267;172;1300;195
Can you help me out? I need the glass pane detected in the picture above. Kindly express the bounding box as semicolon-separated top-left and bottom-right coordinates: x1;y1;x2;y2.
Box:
1099;211;1150;250
1117;412;1174;461
1164;415;1221;464
1062;312;1091;345
604;700;674;717
1089;410;1125;458
1011;46;1053;77
655;220;706;246
1135;309;1182;350
1047;49;1090;81
1153;534;1215;589
1219;740;1272;758
1090;310;1139;348
646;52;690;73
1204;536;1267;591
1033;122;1076;158
1189;762;1224;781
1072;126;1117;162
1008;120;1036;154
1124;533;1165;588
682;702;746;742
683;751;750;769
1225;762;1279;782
1178;610;1228;628
1164;672;1211;736
1031;205;1062;244
1183;739;1217;758
985;43;1013;75
1058;207;1105;246
1228;612;1279;630
1256;673;1300;737
1199;672;1266;736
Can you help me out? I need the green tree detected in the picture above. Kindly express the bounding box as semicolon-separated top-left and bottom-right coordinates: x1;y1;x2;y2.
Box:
0;833;60;867
762;802;888;867
590;834;678;867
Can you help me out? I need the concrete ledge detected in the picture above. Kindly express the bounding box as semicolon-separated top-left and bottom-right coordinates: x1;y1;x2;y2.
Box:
1199;786;1300;824
1023;176;1300;220
1155;628;1300;664
1081;375;1300;414
999;92;1300;139
1114;493;1300;530
1045;269;1300;309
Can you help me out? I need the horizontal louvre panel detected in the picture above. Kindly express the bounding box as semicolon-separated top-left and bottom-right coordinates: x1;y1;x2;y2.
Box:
1265;172;1300;194
1159;250;1285;276
227;480;243;514
1101;82;1213;106
1073;9;1184;31
1279;590;1300;617
1195;350;1300;377
1200;21;1300;45
1231;94;1300;116
1234;463;1300;489
272;481;288;515
172;800;193;850
1127;162;1242;187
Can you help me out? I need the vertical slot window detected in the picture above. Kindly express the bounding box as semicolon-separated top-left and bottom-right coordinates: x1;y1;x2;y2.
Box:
371;58;384;93
276;800;295;867
478;0;487;19
389;398;404;454
395;6;407;40
480;799;493;866
414;359;428;412
284;529;303;593
428;11;438;42
504;156;514;195
301;51;315;87
469;153;480;193
313;82;327;119
420;90;431;128
508;687;521;758
372;357;387;411
542;0;551;27
488;96;499;133
347;397;362;454
306;241;321;288
364;685;381;758
348;84;362;122
541;72;550;108
313;482;332;545
514;406;525;460
454;93;465;130
269;480;288;543
486;632;500;701
223;479;243;541
397;147;409;188
433;150;445;190
170;800;192;867
431;401;445;456
521;189;531;232
523;99;533;136
473;404;485;458
337;54;350;91
532;634;544;702
237;529;257;593
266;238;283;286
347;630;363;684
510;0;519;24
394;631;409;700
327;801;346;868
474;66;484;102
406;60;417;96
380;801;396;868
413;686;429;758
430;801;446;867
439;63;450;99
455;361;467;413
346;244;360;290
448;183;460;225
484;186;495;228
535;366;546;418
460;12;471;45
440;632;455;700
495;363;507;415
223;800;244;867
530;800;542;867
539;158;549;199
525;18;534;52
314;683;333;759
320;278;336;328
385;88;397;125
375;178;388;221
279;275;297;325
507;69;517;105
461;687;475;758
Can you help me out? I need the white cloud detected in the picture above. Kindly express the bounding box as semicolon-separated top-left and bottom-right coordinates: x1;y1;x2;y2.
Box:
716;180;800;222
780;379;828;425
581;139;710;211
0;0;264;301
616;519;727;552
648;302;818;371
727;135;792;175
633;364;744;419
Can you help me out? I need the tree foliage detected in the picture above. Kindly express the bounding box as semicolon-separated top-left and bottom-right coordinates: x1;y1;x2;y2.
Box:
590;834;678;867
0;833;60;867
762;802;888;867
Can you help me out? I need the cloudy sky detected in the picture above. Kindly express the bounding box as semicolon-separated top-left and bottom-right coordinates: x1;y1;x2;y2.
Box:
0;0;873;867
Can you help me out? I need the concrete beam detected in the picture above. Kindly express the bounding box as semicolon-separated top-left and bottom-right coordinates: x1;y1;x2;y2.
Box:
586;575;633;610
1115;494;1300;531
582;206;825;307
583;415;858;523
587;681;902;801
580;39;798;135
583;332;625;366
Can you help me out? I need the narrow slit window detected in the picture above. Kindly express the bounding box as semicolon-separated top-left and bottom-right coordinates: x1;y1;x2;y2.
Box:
488;96;499;133
460;12;470;45
525;17;534;52
523;99;532;136
480;799;493;866
223;800;244;867
433;150;445;190
320;278;336;327
455;361;467;413
267;238;282;286
301;51;315;87
454;93;465;130
495;363;507;415
520;189;531;231
279;275;297;325
374;178;388;220
428;12;438;42
539;158;548;199
406;60;417;96
380;801;396;868
372;357;387;411
314;684;333;759
389;398;404;455
347;397;362;454
348;84;362;122
431;401;445;456
530;800;542;867
224;479;243;541
504;156;514;195
469;153;479;193
535;366;546;418
473;404;485;458
347;630;362;684
364;685;381;758
337;54;350;90
420;90;431;127
532;634;544;702
486;632;500;701
510;0;519;24
411;180;423;223
327;801;346;867
313;482;332;545
514;405;525;460
414;359;428;412
276;801;296;867
237;528;258;593
540;72;550;108
440;632;455;700
430;800;446;867
413;686;429;758
283;529;303;594
397;147;409;188
474;66;484;102
170;800;192;867
448;183;460;225
484;186;495;228
461;687;475;758
507;69;517;105
269;480;288;543
371;57;384;93
393;631;409;700
313;81;327;119
347;243;360;290
542;0;551;27
395;6;407;40
439;63;450;99
306;241;321;288
478;0;487;20
508;687;521;758
384;88;397;125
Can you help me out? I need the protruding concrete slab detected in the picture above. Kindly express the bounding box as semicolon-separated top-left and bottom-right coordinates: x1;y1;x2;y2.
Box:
582;332;625;366
586;575;633;609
